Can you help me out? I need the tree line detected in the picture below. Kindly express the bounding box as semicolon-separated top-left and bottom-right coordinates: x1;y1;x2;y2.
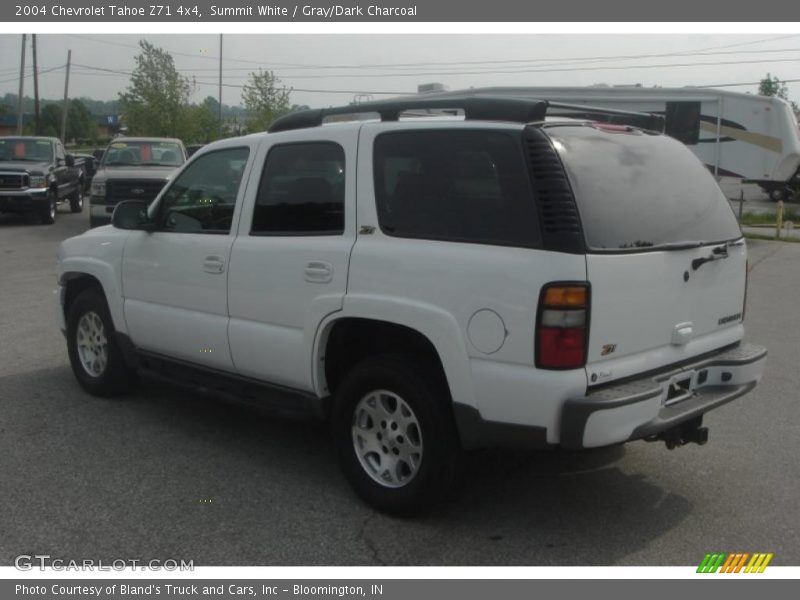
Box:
0;40;304;144
118;41;304;143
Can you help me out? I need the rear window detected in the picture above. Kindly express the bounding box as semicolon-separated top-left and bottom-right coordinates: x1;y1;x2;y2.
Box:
547;126;741;251
373;130;540;248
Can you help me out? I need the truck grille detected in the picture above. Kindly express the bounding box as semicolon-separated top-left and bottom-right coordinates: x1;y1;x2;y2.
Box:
0;173;27;190
106;179;166;203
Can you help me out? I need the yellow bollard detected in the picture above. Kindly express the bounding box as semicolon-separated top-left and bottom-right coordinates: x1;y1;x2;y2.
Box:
776;201;784;239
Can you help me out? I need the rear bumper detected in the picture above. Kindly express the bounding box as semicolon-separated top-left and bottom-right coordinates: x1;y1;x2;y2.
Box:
0;188;49;213
560;343;767;448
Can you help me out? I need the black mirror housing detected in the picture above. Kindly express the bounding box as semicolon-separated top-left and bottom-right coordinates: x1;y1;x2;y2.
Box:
111;200;153;230
65;154;75;168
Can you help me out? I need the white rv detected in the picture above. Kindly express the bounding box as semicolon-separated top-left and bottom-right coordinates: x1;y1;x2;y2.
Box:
427;86;800;200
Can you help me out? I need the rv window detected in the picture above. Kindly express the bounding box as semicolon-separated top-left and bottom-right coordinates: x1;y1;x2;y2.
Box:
665;101;701;145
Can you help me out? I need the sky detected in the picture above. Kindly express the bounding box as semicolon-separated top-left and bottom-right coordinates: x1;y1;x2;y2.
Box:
1;33;799;110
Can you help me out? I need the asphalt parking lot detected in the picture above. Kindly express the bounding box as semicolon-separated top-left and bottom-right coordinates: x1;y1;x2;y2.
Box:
1;205;798;566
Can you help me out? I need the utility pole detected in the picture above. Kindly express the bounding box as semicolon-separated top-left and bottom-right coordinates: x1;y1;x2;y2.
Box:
218;34;223;138
60;50;71;143
32;34;40;135
16;34;26;135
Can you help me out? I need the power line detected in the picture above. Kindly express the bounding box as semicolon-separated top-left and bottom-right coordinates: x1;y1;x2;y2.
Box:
0;64;64;86
65;33;800;72
173;55;800;80
71;64;410;95
697;78;800;88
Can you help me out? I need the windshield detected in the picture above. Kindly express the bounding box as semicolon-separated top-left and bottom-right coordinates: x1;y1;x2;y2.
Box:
102;141;184;167
0;138;53;162
546;126;741;251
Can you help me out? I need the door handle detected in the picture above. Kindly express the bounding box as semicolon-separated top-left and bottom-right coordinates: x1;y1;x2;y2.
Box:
304;261;333;283
203;255;225;274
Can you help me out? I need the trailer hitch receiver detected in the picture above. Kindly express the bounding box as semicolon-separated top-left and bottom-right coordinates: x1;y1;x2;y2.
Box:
645;416;708;450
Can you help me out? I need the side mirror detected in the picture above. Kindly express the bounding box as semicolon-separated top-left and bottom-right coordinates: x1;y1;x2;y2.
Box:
65;154;75;168
84;157;96;176
111;200;154;231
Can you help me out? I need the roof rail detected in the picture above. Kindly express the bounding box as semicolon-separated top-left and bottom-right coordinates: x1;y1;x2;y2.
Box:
267;95;664;133
269;96;548;133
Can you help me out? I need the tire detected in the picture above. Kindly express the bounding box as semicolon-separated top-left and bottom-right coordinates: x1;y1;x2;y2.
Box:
66;288;137;397
769;188;786;202
39;190;56;225
69;184;83;213
331;354;461;515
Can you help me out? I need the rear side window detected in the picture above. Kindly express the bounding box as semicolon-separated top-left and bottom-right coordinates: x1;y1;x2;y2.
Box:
252;142;345;235
547;126;741;251
373;130;540;248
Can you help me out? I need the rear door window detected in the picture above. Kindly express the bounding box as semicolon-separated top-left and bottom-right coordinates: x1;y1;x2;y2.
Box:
546;125;741;251
373;130;540;248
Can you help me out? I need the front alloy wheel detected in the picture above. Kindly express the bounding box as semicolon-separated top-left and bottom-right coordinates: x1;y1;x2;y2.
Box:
75;311;108;378
66;288;137;396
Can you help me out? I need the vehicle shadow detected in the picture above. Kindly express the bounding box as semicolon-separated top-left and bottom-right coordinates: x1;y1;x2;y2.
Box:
0;365;691;566
0;212;41;227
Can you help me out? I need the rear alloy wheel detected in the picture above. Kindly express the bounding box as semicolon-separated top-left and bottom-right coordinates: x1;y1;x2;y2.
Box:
69;185;83;213
39;190;56;225
66;288;137;396
332;354;461;515
352;389;424;488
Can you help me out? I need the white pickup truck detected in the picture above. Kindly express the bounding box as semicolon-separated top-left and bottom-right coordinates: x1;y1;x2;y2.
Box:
56;97;767;514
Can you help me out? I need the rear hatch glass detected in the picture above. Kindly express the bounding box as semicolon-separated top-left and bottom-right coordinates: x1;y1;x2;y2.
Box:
545;125;741;251
547;125;746;384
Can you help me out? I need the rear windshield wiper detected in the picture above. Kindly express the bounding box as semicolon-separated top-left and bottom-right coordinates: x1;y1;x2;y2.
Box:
692;244;731;271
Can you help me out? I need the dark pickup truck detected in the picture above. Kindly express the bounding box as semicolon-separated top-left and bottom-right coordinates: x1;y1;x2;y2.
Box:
0;136;92;224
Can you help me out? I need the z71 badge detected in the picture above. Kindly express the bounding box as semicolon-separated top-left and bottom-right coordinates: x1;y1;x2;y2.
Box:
600;344;617;356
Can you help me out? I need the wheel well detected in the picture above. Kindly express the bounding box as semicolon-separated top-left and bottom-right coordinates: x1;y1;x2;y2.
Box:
63;274;103;318
323;318;450;397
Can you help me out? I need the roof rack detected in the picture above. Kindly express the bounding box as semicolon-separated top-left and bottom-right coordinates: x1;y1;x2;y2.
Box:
267;95;664;133
545;101;665;132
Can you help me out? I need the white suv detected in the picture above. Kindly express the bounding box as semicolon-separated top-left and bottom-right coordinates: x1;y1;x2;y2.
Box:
55;97;767;514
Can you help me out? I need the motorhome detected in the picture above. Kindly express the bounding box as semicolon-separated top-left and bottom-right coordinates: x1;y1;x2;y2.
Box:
425;86;800;200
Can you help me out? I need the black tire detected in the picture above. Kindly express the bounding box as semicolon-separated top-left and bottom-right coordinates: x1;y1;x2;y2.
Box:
769;188;786;202
331;354;461;516
69;184;83;213
66;288;137;397
39;190;56;225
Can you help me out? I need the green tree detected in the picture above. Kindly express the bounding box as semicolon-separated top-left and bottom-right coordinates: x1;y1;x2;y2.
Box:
119;40;193;138
759;73;789;99
241;69;291;132
32;100;98;142
759;73;799;116
182;101;219;144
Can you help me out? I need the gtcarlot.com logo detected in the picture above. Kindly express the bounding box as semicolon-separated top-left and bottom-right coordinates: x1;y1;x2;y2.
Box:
697;552;773;573
14;554;193;571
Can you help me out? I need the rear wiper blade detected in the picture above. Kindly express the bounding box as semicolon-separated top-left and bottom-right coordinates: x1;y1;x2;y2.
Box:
649;240;705;251
692;244;730;271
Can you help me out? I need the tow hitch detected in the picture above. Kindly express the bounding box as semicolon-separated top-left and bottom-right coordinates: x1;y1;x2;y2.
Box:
645;416;708;449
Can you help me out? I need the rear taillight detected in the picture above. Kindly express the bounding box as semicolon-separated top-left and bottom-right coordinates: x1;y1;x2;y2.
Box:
536;283;589;370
